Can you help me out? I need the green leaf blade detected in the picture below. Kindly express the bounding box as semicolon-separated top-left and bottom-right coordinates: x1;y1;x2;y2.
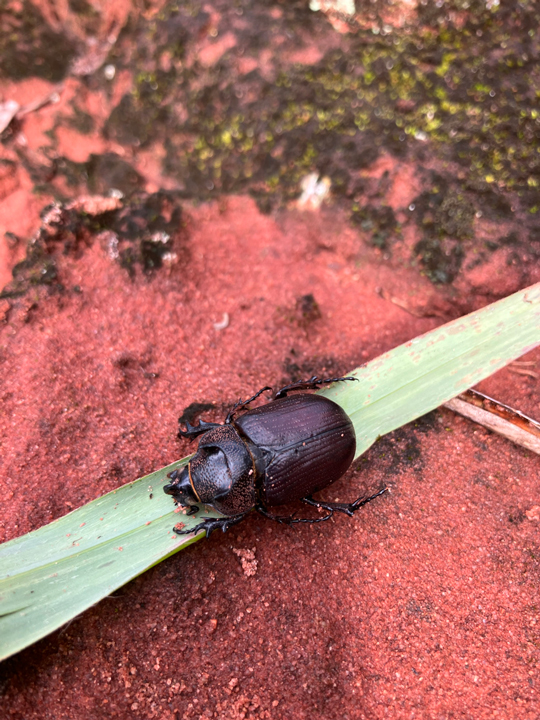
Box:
1;283;540;660
0;460;219;659
320;284;540;456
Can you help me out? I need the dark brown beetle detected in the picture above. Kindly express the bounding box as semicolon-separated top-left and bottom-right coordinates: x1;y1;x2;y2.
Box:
164;376;385;537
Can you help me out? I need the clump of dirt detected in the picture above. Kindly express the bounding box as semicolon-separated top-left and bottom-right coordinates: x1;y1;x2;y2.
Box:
0;0;77;82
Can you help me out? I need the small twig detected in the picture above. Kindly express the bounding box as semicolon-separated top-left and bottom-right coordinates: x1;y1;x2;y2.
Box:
444;389;540;455
376;287;424;317
508;359;538;378
16;89;62;118
507;367;539;379
376;286;447;319
0;89;63;135
0;100;19;134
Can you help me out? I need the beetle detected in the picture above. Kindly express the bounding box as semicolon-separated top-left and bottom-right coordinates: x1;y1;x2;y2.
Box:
164;376;386;537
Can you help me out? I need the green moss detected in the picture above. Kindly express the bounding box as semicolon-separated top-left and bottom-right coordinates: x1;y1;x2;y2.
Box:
1;245;58;299
350;205;400;251
436;194;475;239
105;92;170;148
414;237;464;284
85;154;142;196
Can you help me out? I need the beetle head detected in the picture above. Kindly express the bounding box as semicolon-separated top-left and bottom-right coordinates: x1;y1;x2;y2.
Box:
164;465;199;508
168;425;259;516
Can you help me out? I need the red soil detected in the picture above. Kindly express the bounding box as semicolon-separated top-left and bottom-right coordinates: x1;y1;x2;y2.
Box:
1;4;539;716
0;194;539;719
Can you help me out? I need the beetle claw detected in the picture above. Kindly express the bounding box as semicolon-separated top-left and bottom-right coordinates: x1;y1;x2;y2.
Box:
225;386;273;423
255;487;386;528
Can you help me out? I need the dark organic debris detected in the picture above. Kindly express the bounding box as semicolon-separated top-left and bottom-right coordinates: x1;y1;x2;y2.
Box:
295;293;322;325
179;403;217;427
0;191;185;299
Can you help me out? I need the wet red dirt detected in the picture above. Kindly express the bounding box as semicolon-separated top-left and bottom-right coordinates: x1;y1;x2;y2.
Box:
1;2;540;719
0;195;539;719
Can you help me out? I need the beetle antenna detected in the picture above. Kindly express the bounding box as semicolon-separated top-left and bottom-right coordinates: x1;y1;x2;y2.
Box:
226;385;273;423
274;375;359;399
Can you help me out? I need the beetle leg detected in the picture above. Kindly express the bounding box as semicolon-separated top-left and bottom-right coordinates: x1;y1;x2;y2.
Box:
225;386;272;423
178;419;222;440
274;375;358;399
302;486;387;517
173;513;248;538
255;504;335;525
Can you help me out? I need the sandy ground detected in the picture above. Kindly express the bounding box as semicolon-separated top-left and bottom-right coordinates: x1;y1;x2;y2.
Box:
1;1;539;718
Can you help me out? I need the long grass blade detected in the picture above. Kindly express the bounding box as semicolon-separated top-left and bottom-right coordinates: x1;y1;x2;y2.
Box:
1;283;539;660
321;284;540;457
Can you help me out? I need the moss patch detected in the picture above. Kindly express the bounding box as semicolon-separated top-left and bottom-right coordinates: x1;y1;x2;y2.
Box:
6;0;540;284
101;2;540;226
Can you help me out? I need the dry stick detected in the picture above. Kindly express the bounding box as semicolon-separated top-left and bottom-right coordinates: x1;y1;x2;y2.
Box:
444;389;540;455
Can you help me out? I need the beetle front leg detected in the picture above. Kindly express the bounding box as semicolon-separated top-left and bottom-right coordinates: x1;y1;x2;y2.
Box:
275;375;358;399
173;513;248;538
302;486;387;517
178;419;222;441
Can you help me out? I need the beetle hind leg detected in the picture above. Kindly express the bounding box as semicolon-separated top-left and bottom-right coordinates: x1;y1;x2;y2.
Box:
256;504;335;525
302;486;387;517
173;513;248;538
275;375;358;399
